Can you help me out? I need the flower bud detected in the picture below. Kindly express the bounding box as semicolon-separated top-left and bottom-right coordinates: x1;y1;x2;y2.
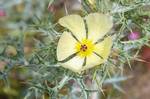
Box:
0;9;6;17
5;46;17;56
128;31;140;40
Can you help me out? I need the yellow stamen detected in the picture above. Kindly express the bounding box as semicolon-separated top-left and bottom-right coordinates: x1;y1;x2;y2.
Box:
75;39;95;57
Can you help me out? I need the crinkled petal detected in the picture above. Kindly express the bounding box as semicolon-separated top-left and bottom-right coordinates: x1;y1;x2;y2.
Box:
85;13;113;42
58;15;86;41
60;56;84;73
57;31;77;61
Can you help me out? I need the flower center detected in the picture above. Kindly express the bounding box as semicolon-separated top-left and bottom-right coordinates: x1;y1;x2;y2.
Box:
80;44;88;52
75;39;95;57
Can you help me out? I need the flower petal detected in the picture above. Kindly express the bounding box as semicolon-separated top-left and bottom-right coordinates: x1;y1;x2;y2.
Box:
82;53;103;70
60;56;84;73
82;36;112;71
57;31;77;61
85;13;113;42
94;36;112;60
58;15;86;41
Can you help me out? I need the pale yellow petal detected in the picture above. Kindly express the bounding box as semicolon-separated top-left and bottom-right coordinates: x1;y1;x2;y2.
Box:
60;56;84;73
58;15;86;41
85;13;113;42
88;0;96;5
94;36;112;60
82;53;103;71
57;31;77;61
82;36;112;71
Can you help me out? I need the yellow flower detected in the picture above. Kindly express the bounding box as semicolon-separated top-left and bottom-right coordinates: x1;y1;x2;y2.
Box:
88;0;96;5
57;13;113;73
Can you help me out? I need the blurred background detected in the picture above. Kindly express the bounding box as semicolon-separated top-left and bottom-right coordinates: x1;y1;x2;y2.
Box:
0;0;150;99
